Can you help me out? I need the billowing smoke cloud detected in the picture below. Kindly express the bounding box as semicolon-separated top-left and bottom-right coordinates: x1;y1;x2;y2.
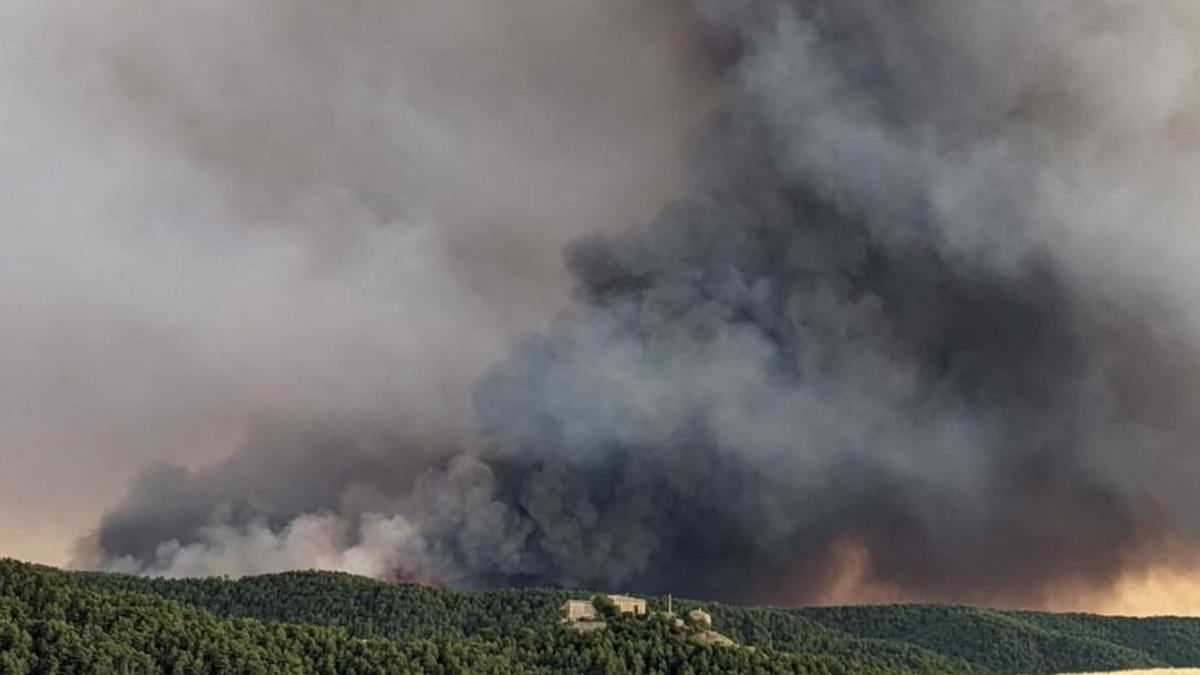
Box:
0;0;710;562
68;0;1200;610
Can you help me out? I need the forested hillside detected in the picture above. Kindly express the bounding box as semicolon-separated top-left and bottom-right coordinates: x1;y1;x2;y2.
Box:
6;558;1200;673
794;605;1163;673
0;559;956;674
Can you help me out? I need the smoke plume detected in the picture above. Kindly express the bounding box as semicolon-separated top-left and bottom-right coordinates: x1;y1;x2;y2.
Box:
56;1;1200;610
0;0;709;562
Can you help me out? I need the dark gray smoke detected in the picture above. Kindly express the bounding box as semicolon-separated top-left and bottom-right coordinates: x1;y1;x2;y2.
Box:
79;0;1200;609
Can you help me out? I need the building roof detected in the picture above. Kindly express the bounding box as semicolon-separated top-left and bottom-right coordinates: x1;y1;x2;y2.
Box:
608;595;645;604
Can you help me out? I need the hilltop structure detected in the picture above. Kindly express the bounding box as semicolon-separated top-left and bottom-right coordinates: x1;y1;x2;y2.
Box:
559;593;731;644
688;609;713;628
560;594;647;624
608;595;647;616
561;599;600;623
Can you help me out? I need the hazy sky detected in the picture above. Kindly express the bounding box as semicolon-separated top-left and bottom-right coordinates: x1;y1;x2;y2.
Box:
0;0;710;564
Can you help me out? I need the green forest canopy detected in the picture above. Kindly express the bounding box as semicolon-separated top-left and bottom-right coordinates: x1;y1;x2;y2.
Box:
4;558;1200;674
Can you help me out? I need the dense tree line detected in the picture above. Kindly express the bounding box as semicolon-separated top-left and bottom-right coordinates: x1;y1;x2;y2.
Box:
647;598;1200;673
71;569;966;671
9;559;1200;673
0;559;922;674
665;602;974;673
75;569;574;642
1014;609;1200;668
793;605;1163;674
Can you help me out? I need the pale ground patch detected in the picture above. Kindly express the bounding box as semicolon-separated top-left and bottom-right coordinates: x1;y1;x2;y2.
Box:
1061;670;1200;674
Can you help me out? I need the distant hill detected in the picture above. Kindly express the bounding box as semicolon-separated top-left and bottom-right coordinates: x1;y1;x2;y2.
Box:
4;557;1200;673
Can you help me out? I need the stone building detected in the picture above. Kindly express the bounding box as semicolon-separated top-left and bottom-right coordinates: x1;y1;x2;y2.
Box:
608;595;648;616
560;599;600;622
560;594;647;623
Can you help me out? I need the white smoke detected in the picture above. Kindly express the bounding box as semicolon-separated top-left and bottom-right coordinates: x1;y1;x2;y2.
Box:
107;512;432;580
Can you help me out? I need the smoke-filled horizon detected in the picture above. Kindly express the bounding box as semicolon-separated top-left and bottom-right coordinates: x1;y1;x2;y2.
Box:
0;0;712;564
9;1;1200;613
